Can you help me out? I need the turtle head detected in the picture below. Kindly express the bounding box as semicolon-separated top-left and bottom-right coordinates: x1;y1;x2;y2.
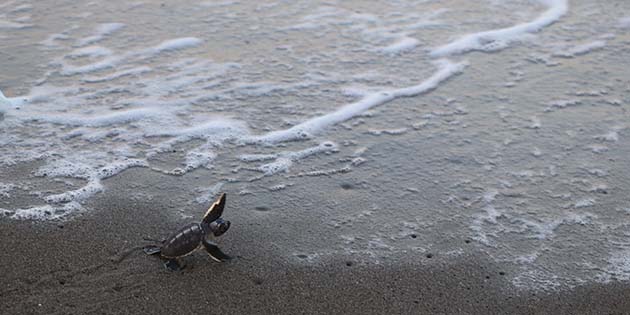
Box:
209;218;231;237
201;193;231;237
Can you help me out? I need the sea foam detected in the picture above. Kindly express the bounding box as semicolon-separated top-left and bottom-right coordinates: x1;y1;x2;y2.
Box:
381;37;420;54
148;37;203;55
552;40;606;58
246;59;467;144
75;23;125;47
431;0;568;57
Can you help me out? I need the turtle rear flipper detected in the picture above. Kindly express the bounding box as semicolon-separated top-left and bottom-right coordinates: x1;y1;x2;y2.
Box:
143;245;162;256
203;240;231;262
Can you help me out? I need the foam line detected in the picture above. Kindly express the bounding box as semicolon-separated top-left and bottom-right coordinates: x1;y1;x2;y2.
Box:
36;108;160;127
257;141;338;175
552;40;606;58
76;23;125;47
148;37;203;55
247;59;467;144
61;37;203;75
61;56;123;75
1;202;82;220
67;46;113;58
146;118;247;138
431;0;568;57
381;37;420;54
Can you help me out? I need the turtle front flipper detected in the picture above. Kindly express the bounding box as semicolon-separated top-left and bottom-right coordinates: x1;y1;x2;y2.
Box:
164;258;183;271
143;245;162;256
202;193;226;225
202;240;231;262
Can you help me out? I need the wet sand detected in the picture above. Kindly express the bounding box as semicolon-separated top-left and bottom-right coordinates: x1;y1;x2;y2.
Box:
2;174;630;315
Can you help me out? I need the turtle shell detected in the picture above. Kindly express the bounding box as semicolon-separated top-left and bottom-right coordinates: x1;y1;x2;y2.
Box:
160;223;206;258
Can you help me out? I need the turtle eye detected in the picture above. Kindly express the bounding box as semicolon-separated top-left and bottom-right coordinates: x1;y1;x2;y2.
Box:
221;221;230;233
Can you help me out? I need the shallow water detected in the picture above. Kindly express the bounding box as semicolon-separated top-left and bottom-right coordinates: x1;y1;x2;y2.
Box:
1;0;630;290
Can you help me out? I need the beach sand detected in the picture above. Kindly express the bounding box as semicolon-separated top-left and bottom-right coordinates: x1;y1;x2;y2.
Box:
2;207;630;314
2;165;630;314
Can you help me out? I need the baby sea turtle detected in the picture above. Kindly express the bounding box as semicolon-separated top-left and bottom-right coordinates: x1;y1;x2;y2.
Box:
143;193;231;271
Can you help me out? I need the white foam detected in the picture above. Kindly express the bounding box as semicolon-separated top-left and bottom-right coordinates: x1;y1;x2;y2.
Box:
431;0;568;57
37;108;161;127
147;118;247;139
97;159;148;179
574;198;595;208
246;60;467;144
184;150;217;172
544;99;581;111
61;56;123;75
35;159;95;179
148;37;203;55
61;37;203;75
67;46;113;58
552;40;606;58
35;158;147;207
259;158;292;176
255;142;339;176
268;184;289;191
1;202;83;220
367;128;408;136
45;181;104;204
381;37;420;54
239;153;277;163
76;23;125;47
284;22;322;31
0;90;28;113
519;212;592;241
